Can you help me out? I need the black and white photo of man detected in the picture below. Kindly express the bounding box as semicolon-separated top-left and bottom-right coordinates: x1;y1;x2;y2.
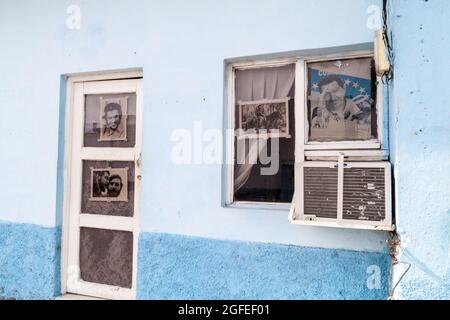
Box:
97;96;128;142
90;167;128;202
100;102;126;141
92;170;110;197
107;175;123;198
311;75;363;128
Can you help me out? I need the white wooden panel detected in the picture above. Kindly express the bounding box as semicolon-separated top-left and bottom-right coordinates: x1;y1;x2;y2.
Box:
305;149;388;161
67;82;85;295
68;280;134;300
80;148;135;161
61;78;75;294
79;214;134;232
295;60;306;164
83;79;138;94
337;155;344;223
68;69;143;84
290;219;394;231
304;142;381;150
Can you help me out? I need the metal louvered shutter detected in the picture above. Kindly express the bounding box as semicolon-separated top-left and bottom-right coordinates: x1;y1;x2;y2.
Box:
304;167;338;219
291;161;393;231
343;167;386;222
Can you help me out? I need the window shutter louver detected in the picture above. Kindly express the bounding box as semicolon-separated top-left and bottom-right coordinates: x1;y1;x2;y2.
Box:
291;162;393;231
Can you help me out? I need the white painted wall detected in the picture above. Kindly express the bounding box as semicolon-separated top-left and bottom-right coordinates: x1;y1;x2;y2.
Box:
0;0;387;252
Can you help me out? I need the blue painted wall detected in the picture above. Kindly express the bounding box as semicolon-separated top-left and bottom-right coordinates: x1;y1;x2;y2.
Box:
0;222;61;300
0;0;387;253
0;0;397;300
389;0;450;299
137;233;390;300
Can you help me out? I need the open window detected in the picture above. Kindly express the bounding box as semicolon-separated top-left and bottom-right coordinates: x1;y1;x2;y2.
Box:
225;46;393;230
289;53;393;230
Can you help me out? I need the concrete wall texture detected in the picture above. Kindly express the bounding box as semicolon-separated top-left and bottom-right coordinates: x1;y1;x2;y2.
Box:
0;223;61;299
0;0;448;300
389;0;450;299
137;233;390;300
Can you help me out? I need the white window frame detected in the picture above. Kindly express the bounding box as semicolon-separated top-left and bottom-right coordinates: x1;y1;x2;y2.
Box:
224;58;298;210
224;48;387;209
61;70;143;300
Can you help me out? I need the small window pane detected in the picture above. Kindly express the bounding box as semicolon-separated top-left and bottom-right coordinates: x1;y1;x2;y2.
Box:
80;228;133;288
84;93;137;148
233;64;295;203
307;57;377;142
81;161;135;217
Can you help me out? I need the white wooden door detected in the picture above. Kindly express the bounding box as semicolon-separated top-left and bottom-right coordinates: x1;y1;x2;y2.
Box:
65;78;143;300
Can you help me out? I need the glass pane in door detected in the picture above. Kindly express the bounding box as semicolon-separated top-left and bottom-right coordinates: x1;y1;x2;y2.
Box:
81;160;135;217
84;93;137;148
80;227;133;288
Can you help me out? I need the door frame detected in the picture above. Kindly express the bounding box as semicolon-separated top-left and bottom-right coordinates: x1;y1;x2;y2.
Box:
61;69;143;300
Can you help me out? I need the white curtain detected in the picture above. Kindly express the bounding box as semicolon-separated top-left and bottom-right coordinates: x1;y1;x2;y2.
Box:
234;64;295;193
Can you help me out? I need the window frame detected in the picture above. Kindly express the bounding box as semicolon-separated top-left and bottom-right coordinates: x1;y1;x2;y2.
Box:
224;58;299;210
224;47;388;209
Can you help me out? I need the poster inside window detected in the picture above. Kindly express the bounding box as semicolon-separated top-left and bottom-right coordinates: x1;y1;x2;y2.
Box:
307;57;377;142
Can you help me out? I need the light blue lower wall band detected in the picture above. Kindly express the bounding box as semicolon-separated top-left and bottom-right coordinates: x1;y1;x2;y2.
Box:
0;223;390;300
137;233;391;300
0;222;61;300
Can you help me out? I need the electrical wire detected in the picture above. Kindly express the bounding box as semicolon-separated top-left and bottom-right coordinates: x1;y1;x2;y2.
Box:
389;261;412;299
382;0;394;83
